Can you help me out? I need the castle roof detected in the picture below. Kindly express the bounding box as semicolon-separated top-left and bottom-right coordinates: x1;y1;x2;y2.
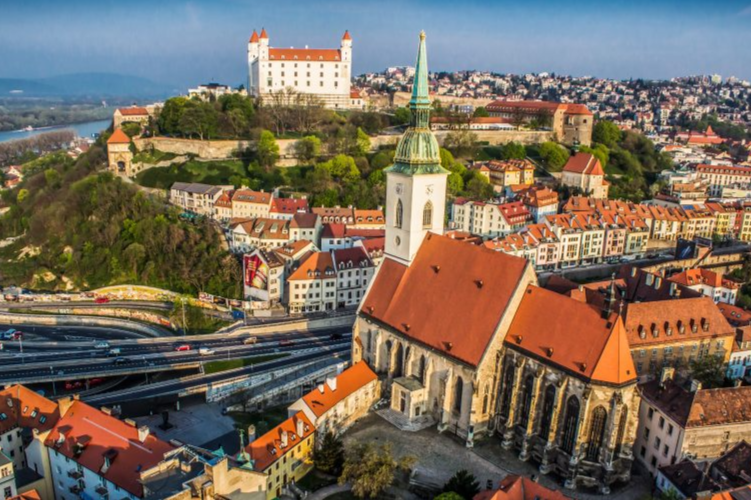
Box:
107;128;131;144
342;30;352;41
249;30;259;43
259;28;268;39
563;152;604;176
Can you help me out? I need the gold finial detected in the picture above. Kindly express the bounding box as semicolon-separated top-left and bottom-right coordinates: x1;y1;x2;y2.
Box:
420;30;426;40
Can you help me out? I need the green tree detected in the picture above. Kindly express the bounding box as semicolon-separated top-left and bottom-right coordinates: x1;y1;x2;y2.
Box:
688;355;726;389
473;106;489;118
435;493;465;500
442;469;480;500
257;130;280;170
218;93;254;122
121;122;143;138
294;135;322;164
44;168;61;188
444;130;478;158
339;443;416;499
370;150;394;171
320;154;360;183
393;107;411;125
158;96;189;135
355;127;371;157
178;102;218;140
538;141;570;171
593;120;623;148
447;172;464;195
501;141;526;160
312;431;345;476
16;188;29;203
464;172;494;200
579;143;610;168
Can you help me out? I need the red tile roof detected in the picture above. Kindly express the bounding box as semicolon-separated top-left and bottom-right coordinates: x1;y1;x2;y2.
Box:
288;251;335;281
107;128;131;144
717;303;751;327
269;48;341;62
232;189;272;205
507;286;636;385
332;246;373;270
668;268;737;289
322;223;346;239
259;28;268;39
0;385;59;435
301;362;377;418
117;107;148;116
290;212;319;229
362;233;531;366
270;197;309;215
45;401;173;497
247;413;313;472
563;153;604;176
342;30;352;41
474;475;571;500
249;30;259;43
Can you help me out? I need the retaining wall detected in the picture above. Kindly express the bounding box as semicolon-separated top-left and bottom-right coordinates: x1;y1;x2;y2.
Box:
0;311;167;337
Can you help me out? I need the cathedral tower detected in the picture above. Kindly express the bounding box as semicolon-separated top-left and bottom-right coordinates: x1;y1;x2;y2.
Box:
384;31;449;265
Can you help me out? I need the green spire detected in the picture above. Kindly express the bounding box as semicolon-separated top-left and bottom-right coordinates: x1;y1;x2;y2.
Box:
385;31;448;176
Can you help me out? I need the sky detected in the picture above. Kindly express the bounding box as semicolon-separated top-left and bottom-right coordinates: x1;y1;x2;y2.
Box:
2;0;751;87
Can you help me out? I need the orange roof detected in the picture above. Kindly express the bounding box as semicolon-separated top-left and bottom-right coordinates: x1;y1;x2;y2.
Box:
259;28;268;39
270;197;309;215
668;268;728;289
8;491;42;500
249;30;259;43
232;189;272;205
623;297;734;348
354;209;385;224
301;361;377;418
563;152;604;176
107;128;131;144
474;475;571;500
0;385;59;435
117;107;148;116
506;286;636;385
342;30;352;40
269;48;341;62
246;412;313;472
362;233;530;366
45;400;173;497
288;251;335;281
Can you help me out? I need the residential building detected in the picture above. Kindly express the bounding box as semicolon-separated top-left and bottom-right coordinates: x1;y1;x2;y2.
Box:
475;159;535;192
668;268;739;305
353;209;385;229
320;224;384;252
287;251;337;313
312;206;355;225
517;185;559;223
450;199;531;238
485;100;593;146
229;218;291;253
697;164;751;197
243;249;285;304
269;197;309;220
289;213;322;246
636;374;751;476
1;454;16;500
288;361;379;437
331;247;375;308
232;190;273;220
727;326;751;380
213;190;234;223
561;153;609;199
247;29;353;109
169;182;228;217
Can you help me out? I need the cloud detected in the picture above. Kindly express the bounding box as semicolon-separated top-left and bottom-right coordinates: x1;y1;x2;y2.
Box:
740;5;751;15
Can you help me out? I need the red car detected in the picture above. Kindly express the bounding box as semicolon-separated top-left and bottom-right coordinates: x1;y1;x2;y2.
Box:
94;297;110;304
279;339;294;347
175;345;192;352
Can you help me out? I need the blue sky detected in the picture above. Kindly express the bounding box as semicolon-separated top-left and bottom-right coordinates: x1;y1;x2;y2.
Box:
2;0;751;86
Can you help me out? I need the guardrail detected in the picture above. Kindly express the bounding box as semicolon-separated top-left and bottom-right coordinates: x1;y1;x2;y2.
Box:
0;311;169;337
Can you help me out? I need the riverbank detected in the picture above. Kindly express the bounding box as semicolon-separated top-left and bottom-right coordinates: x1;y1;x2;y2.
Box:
0;119;111;143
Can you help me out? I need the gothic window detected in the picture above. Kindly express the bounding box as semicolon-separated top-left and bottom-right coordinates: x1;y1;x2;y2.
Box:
586;406;608;462
561;396;580;455
518;375;534;429
395;199;403;229
499;364;515;421
418;355;426;385
538;384;557;439
422;201;433;228
614;406;629;455
453;377;463;414
392;343;404;378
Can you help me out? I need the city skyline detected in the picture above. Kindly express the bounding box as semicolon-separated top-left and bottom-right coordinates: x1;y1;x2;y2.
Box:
2;0;751;87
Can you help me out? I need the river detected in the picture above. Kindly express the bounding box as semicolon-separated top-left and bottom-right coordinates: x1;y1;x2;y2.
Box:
0;119;112;144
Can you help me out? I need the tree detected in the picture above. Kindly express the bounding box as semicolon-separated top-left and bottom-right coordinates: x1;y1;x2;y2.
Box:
442;469;480;500
579;143;610;168
538;141;570;171
688;355;726;389
435;493;465;500
294;135;322;164
257;130;280;170
393;107;411;125
158;96;189;135
473;107;489;118
312;431;344;476
355;127;371;157
443;129;478;159
464;173;494;200
178;102;218;140
501;141;526;160
339;443;416;499
320;154;360;183
121;122;143;138
593;120;622;148
447;172;464;195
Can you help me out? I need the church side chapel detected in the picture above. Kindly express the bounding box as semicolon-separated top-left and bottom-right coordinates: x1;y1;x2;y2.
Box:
351;32;640;493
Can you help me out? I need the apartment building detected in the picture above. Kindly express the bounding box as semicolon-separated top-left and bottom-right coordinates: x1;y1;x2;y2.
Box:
668;268;739;305
287;252;337;313
169;183;228;217
331;247;375;308
232;189;274;220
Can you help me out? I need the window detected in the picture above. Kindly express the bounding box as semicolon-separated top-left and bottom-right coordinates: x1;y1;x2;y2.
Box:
395;199;403;229
659;416;665;429
422;201;433;228
663;444;669;457
654;437;661;450
539;385;557;439
586;406;608;462
561;396;580;454
648;407;654;420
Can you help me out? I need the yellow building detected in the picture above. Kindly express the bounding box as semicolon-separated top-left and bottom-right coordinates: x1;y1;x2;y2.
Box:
478;159;535;192
246;413;315;500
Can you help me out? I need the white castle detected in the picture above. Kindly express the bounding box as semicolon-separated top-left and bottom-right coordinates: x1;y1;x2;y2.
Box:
247;29;356;109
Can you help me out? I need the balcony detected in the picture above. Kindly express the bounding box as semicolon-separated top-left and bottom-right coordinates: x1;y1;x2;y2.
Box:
67;469;84;479
69;484;84;494
95;485;109;497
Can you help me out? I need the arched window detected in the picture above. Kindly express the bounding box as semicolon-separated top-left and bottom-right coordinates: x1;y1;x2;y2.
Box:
586;406;608;462
482;385;490;415
395;199;403;229
418;355;426;385
499;364;515;421
453;377;463;413
614;406;629;455
518;375;535;429
538;385;557;439
561;396;580;454
422;201;433;228
392;343;404;378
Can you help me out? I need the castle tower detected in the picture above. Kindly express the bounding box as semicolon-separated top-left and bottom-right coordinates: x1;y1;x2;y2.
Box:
247;30;259;93
384;31;449;265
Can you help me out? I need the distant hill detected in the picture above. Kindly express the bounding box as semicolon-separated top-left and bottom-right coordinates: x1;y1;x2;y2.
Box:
0;73;178;99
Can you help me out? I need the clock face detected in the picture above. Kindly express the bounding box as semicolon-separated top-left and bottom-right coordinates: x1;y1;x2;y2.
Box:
426;184;434;195
395;184;403;195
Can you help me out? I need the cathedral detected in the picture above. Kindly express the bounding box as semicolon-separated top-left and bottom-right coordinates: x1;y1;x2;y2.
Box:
352;32;640;493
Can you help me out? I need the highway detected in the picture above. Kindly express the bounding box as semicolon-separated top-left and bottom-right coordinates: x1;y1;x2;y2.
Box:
0;327;351;384
0;300;233;321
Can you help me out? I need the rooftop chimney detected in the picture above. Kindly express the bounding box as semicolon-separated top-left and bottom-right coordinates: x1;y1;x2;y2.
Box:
280;430;289;448
296;418;304;438
326;376;337;392
318;384;325;394
690;379;703;393
137;426;150;443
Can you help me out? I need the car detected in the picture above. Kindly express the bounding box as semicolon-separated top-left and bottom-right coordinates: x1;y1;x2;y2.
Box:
113;357;127;365
279;339;293;347
1;329;19;341
10;331;22;341
95;341;110;349
198;347;214;356
175;345;192;352
108;348;121;356
242;337;258;345
94;296;110;304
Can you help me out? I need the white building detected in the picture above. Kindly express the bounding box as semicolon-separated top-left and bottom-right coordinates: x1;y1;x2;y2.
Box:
727;327;751;380
248;29;353;109
332;247;375;308
169;182;229;217
667;268;738;305
287;251;337;313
